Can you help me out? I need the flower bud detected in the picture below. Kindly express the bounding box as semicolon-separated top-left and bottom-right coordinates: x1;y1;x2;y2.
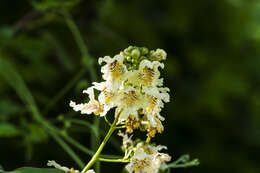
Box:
126;56;132;62
127;46;134;52
131;49;140;59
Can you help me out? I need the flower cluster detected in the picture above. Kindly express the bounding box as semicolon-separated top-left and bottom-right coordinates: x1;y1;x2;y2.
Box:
119;132;171;173
46;46;200;173
70;46;170;142
126;143;171;173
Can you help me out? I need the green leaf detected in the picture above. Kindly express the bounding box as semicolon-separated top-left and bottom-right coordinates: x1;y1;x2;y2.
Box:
0;123;19;137
4;167;63;173
167;154;200;169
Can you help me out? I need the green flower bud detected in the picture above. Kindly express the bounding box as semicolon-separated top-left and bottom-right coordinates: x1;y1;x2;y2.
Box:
131;49;140;59
127;46;134;52
126;56;132;61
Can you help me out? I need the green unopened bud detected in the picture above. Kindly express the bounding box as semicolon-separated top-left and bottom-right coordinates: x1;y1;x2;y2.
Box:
131;49;140;59
127;46;134;52
140;47;149;55
126;56;132;62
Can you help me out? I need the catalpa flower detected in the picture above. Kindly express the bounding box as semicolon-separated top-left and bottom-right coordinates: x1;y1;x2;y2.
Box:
125;142;171;173
70;87;106;116
70;46;170;142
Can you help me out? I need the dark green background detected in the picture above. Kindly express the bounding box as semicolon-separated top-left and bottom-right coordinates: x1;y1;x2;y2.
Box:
0;0;260;173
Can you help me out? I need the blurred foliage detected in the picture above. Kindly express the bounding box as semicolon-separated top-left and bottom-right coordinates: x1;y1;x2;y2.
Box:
0;0;260;173
31;0;81;11
0;167;63;173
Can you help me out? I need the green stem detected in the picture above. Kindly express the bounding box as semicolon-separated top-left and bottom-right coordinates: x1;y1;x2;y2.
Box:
104;115;112;126
167;155;200;168
116;125;126;129
68;118;122;149
62;9;97;81
116;121;126;125
91;117;101;173
62;9;100;172
98;158;130;163
60;130;122;158
81;109;122;173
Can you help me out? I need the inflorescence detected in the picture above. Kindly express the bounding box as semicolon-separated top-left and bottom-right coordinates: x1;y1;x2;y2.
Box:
49;46;171;173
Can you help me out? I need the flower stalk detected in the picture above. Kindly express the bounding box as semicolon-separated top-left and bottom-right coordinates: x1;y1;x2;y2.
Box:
81;109;123;173
98;158;130;163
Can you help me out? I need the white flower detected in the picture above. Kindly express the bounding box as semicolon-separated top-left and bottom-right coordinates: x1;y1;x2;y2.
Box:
47;160;70;172
150;48;167;61
118;131;134;158
126;59;164;87
70;87;106;116
125;142;171;173
70;46;170;140
47;160;92;173
99;54;127;82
